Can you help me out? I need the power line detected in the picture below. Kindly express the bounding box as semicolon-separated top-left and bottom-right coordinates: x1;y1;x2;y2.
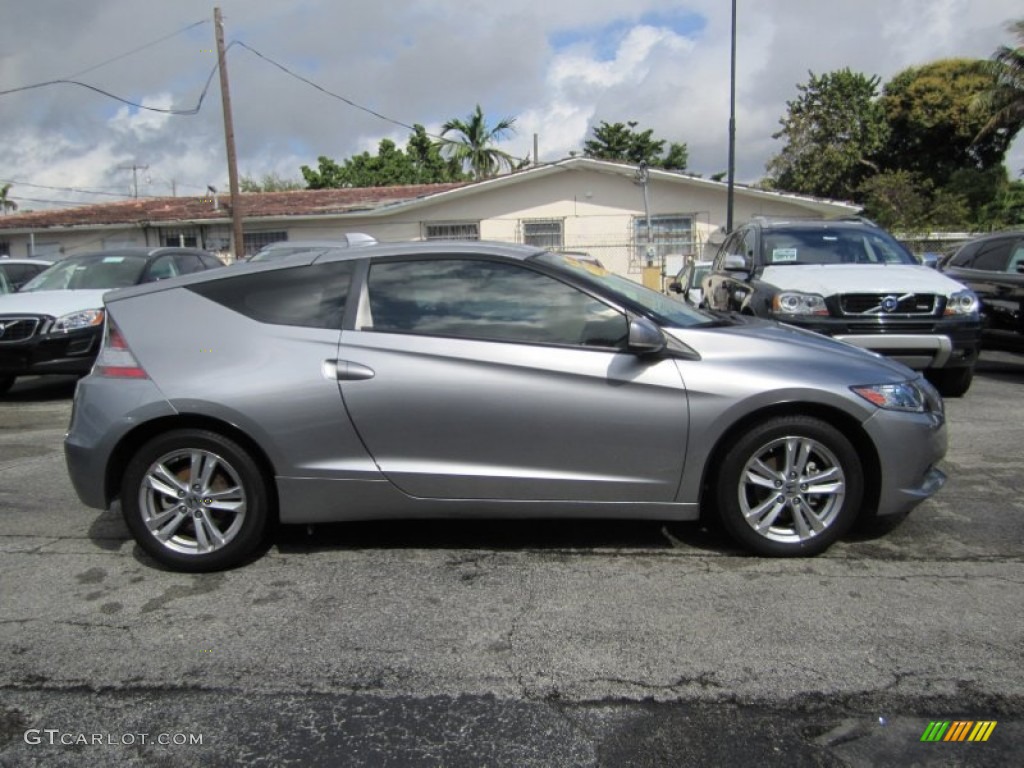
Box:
235;41;423;135
0;178;140;198
61;19;210;79
0;43;230;115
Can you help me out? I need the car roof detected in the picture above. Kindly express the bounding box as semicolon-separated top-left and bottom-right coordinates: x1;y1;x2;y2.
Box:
0;258;54;265
259;234;377;250
106;240;551;303
747;218;881;233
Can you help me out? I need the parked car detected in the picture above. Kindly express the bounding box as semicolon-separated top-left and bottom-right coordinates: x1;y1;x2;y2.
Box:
65;241;947;571
668;259;713;305
246;233;377;263
940;231;1024;353
0;247;222;395
701;218;982;397
0;257;53;293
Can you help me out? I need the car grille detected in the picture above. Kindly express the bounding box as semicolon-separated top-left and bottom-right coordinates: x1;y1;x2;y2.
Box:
839;293;937;316
0;317;42;343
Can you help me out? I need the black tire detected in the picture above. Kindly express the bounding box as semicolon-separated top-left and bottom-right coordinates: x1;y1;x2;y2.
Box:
121;429;271;572
0;376;15;396
715;416;863;557
925;366;973;398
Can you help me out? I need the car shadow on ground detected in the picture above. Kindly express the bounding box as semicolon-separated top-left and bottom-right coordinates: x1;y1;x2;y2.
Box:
1;375;79;402
974;350;1024;384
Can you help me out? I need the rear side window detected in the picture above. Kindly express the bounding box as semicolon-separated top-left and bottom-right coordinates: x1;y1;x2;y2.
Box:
188;261;354;329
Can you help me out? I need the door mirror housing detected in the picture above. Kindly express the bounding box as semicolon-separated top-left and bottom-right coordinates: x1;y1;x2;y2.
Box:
723;254;749;272
627;317;666;355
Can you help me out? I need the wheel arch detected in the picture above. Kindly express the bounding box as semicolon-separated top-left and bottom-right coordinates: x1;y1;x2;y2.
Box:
698;402;881;522
105;414;279;514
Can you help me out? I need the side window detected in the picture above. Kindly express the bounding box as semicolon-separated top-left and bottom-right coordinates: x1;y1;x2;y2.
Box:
969;239;1013;272
174;253;206;275
948;242;980;268
145;255;179;282
187;261;355;329
1008;242;1024;274
713;234;739;269
365;259;628;348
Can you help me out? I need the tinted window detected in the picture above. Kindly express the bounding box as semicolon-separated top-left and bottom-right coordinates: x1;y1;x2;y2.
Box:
948;241;980;268
366;259;628;347
174;253;206;275
145;255;179;281
189;261;354;329
968;238;1013;272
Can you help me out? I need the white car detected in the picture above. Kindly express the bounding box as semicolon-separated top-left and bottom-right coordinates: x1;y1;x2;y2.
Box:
0;247;221;395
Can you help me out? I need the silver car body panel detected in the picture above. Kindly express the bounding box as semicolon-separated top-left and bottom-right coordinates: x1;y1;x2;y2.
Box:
65;242;948;529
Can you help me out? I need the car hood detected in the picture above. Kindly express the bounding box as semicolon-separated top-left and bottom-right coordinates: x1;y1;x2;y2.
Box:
760;264;967;295
0;289;109;316
667;315;915;381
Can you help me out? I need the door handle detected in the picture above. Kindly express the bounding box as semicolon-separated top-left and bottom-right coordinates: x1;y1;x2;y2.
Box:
322;360;375;381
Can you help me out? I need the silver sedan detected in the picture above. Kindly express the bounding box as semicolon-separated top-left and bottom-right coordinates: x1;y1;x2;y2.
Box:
65;242;947;571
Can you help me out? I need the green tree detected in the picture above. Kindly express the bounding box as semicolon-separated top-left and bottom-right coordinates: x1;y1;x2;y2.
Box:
301;125;467;188
880;58;1014;186
436;105;518;179
0;183;17;214
239;172;303;192
582;121;688;170
858;170;970;231
765;69;888;200
974;19;1024;165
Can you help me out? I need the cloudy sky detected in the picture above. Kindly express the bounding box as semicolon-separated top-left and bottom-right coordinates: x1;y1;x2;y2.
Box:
1;0;1021;210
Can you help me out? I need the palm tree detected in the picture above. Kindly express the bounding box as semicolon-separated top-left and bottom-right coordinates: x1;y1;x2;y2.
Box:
0;183;17;215
975;19;1024;145
436;105;518;179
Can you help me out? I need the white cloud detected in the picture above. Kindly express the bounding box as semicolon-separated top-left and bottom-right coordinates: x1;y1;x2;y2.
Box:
1;0;1021;210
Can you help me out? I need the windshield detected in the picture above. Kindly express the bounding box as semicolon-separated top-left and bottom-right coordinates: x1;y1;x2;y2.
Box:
21;254;149;291
761;227;916;266
534;251;714;328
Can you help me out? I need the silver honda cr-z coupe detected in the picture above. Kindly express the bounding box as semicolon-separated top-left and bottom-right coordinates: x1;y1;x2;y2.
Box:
65;241;947;571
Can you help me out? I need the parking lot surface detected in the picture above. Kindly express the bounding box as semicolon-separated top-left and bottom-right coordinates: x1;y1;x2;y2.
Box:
1;354;1022;766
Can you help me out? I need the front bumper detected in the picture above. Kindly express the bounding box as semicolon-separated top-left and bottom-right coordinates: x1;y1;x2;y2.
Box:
777;315;980;370
863;404;947;517
0;325;103;376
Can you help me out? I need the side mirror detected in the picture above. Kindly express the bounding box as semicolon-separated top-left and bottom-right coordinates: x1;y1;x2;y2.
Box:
919;253;939;269
1016;262;1024;274
668;280;683;294
628;317;666;355
723;254;749;272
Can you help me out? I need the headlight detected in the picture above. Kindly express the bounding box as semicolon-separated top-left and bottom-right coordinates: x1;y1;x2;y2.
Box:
52;309;104;333
944;290;979;316
771;292;828;316
851;381;926;412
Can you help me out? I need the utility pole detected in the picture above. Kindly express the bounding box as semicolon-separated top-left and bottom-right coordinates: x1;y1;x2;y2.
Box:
215;7;244;261
119;162;149;198
726;0;737;233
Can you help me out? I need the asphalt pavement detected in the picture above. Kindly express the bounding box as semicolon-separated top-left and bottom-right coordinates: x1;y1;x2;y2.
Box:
0;354;1022;767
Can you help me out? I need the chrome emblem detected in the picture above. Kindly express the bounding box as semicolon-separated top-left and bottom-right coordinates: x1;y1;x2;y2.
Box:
880;295;900;313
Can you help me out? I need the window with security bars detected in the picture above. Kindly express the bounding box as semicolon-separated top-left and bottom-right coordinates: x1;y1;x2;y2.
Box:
242;231;288;256
424;222;480;241
634;215;694;263
522;219;563;249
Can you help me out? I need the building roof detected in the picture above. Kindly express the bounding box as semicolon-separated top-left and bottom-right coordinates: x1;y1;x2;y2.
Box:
0;183;469;232
0;158;857;234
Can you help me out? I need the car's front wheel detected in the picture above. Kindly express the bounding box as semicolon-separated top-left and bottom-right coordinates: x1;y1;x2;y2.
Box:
716;416;863;557
121;429;271;572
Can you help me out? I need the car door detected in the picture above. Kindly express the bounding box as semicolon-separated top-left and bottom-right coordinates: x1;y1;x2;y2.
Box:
949;236;1023;345
336;256;689;502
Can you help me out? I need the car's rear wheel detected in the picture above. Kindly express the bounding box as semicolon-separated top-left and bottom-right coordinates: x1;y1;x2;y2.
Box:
925;366;973;398
716;416;863;557
121;429;270;572
0;376;15;395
